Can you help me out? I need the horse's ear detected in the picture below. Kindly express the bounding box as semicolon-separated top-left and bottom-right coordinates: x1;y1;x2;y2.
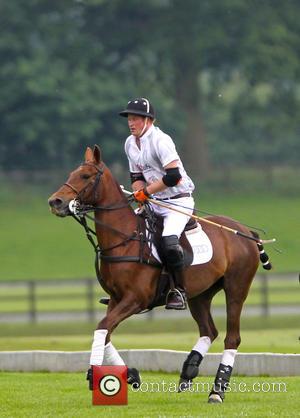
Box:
84;147;94;162
93;145;101;164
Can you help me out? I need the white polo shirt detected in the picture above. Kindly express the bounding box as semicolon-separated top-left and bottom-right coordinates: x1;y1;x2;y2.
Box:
124;125;195;199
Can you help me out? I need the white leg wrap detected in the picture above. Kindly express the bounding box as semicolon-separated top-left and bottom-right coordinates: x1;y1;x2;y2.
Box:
103;342;125;366
89;329;108;366
221;349;237;367
192;336;212;357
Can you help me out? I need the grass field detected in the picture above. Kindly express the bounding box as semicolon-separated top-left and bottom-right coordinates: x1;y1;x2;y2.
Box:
0;372;299;417
1;329;298;353
1;183;299;417
0;184;299;280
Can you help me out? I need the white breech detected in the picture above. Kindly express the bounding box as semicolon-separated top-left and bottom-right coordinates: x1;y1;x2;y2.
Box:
150;196;195;237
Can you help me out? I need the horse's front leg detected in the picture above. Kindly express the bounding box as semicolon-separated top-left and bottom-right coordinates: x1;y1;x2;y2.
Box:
90;295;140;364
98;298;126;367
87;295;142;389
103;297;141;387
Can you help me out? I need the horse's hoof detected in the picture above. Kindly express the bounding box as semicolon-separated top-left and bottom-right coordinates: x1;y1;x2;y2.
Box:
177;379;192;392
208;393;223;404
86;368;93;391
127;367;141;388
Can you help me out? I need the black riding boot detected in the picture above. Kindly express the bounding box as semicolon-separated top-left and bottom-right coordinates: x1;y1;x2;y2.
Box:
162;235;187;310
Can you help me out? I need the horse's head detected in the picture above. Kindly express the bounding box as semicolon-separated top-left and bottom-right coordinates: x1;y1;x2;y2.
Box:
48;145;103;217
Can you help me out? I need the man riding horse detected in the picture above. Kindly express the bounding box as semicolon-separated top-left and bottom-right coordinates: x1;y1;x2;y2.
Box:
120;98;195;310
48;140;273;403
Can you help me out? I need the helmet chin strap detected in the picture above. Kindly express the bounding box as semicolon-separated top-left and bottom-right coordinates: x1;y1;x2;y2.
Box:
138;117;149;138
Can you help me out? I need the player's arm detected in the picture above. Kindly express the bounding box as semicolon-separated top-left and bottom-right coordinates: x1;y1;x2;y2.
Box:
146;160;181;195
133;160;181;203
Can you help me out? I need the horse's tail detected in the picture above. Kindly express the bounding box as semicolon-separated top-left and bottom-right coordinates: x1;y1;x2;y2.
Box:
251;231;272;270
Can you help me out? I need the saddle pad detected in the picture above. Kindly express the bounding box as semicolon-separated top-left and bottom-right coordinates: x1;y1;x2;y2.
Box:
150;224;213;265
185;224;213;265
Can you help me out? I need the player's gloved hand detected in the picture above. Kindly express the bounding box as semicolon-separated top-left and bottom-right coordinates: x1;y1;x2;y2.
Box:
133;188;150;203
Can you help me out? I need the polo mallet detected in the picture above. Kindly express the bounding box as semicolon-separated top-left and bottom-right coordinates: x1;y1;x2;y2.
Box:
120;186;276;245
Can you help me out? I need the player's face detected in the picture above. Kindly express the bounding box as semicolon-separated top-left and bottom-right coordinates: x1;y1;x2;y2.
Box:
127;114;147;137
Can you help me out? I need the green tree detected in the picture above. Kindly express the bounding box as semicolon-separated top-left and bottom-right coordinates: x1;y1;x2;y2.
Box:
0;0;125;169
0;0;299;177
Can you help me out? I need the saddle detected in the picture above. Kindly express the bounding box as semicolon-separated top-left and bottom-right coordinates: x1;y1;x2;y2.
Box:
142;204;197;265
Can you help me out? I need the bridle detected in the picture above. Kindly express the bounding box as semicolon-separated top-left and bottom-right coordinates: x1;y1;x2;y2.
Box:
62;161;161;282
64;162;133;212
63;161;134;232
64;162;104;204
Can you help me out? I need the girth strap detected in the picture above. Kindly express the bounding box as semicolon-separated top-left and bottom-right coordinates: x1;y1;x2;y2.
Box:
99;254;161;267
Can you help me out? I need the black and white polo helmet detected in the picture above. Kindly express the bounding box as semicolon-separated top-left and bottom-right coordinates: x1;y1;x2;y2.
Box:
119;98;155;119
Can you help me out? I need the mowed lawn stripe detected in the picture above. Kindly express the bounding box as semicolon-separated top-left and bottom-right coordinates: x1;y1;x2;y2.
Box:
0;372;299;418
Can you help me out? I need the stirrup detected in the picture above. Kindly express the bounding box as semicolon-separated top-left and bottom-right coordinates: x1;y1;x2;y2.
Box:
165;288;187;310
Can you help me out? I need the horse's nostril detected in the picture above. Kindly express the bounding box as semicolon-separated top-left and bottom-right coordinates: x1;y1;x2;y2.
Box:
49;198;63;208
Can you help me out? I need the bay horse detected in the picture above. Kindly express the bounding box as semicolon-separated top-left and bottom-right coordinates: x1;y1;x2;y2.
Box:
48;145;272;403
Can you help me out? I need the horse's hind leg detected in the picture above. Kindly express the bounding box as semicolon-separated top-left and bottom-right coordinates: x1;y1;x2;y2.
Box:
178;284;221;392
208;272;253;404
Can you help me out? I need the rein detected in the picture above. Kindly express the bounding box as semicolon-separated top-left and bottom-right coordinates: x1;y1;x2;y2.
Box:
71;205;161;287
121;187;277;246
65;163;161;285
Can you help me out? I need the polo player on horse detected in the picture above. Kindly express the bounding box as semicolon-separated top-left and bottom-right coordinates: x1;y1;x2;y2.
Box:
120;98;195;309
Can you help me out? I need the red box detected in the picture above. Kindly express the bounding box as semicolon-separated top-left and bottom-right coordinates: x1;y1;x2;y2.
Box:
92;365;128;405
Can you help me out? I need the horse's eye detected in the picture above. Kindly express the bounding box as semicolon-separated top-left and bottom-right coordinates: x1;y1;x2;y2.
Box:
81;174;91;180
